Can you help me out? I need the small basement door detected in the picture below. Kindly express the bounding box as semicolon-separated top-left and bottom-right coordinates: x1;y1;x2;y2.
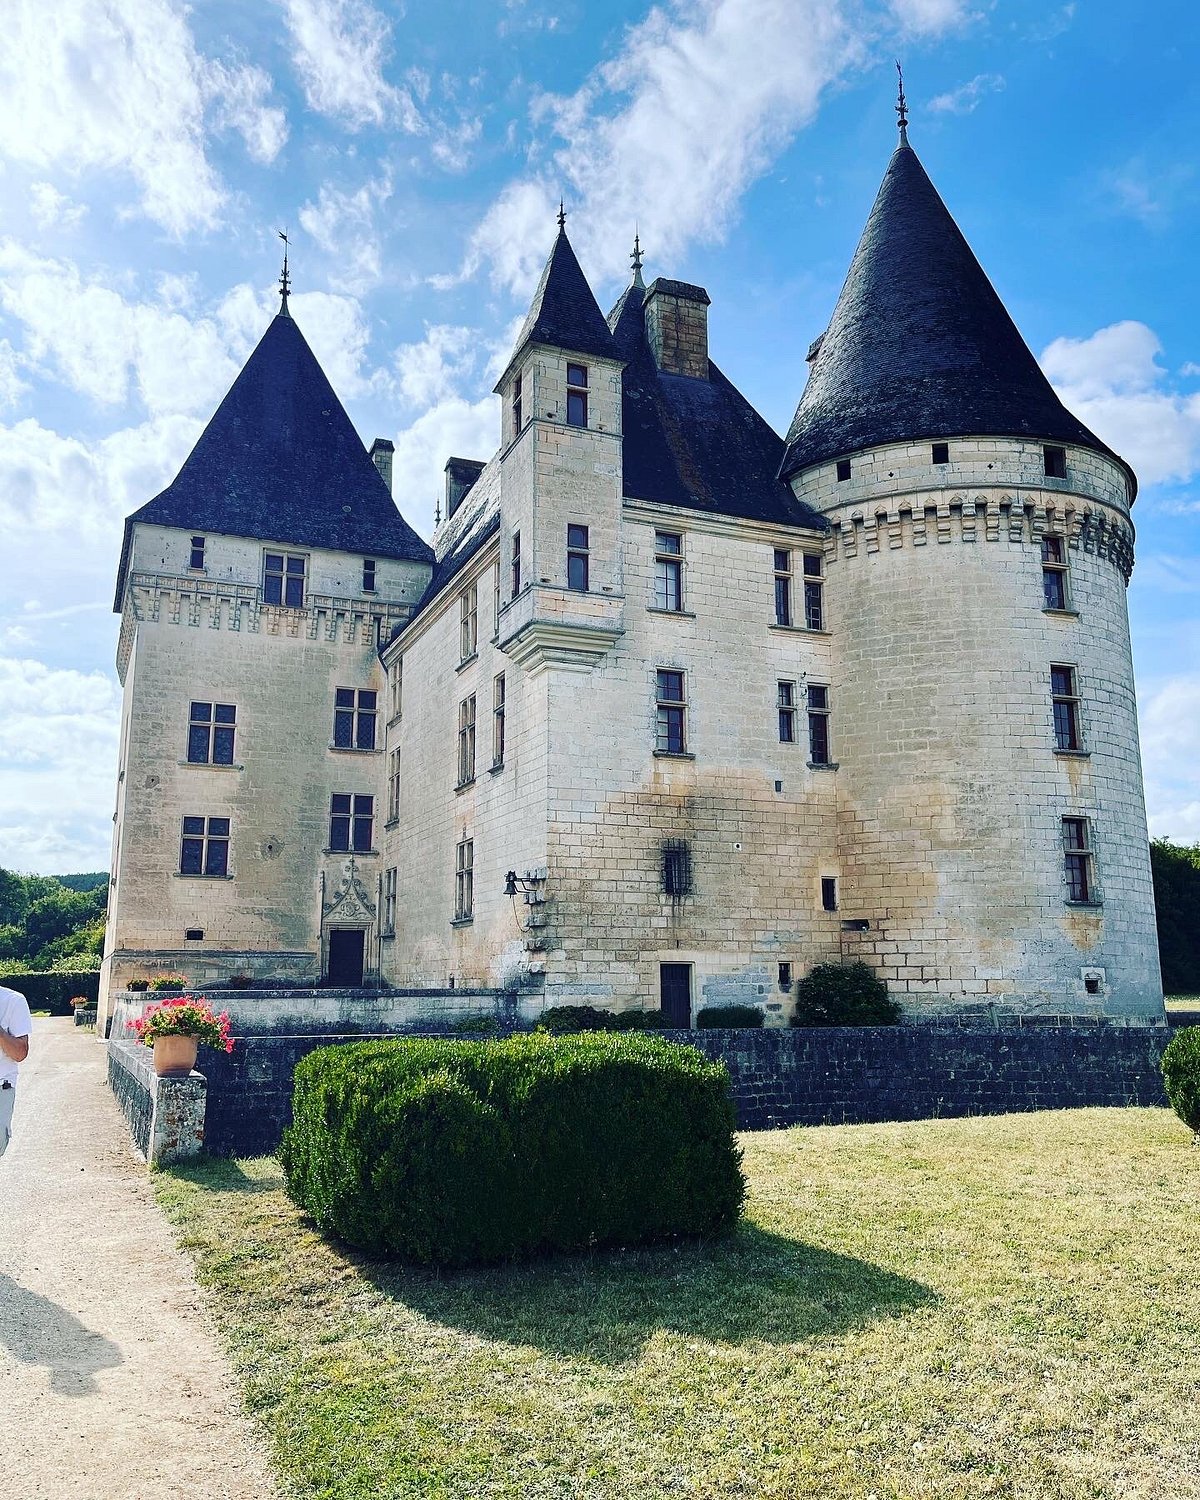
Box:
327;929;366;986
659;962;692;1027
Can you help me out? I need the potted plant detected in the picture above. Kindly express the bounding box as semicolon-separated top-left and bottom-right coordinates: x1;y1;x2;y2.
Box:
132;994;235;1077
69;995;90;1010
128;978;150;992
149;973;188;994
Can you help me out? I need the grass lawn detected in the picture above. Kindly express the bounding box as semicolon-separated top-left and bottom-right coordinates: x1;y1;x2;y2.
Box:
156;1108;1200;1500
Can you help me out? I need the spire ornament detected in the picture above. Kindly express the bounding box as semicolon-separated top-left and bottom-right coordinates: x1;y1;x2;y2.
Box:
895;60;909;147
557;198;566;232
277;228;291;315
630;229;645;289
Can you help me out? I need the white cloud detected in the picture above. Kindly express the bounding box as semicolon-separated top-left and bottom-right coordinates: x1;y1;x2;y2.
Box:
288;289;378;398
1102;159;1194;227
299;179;391;295
1041;321;1200;486
431;116;483;173
1141;674;1200;842
28;182;87;231
0;342;28;411
0;1;286;236
279;0;419;130
928;73;1005;115
392;325;477;409
0;657;122;874
391;396;498;531
456;0;974;296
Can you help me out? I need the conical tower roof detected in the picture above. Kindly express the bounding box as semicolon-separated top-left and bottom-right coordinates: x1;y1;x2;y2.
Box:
779;142;1130;486
495;221;617;388
115;310;431;607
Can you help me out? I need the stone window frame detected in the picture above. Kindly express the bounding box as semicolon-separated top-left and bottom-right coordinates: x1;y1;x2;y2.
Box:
567;523;590;593
492;673;506;770
179;815;230;878
511;530;522;600
1062;815;1099;905
189;535;206;571
457;693;477;788
1041;533;1071;611
386;746;402;824
655;667;688;756
333;687;378;751
454;836;474;923
1044;444;1068;480
362;558;376;594
566;363;588;428
653;530;685;613
186;701;236;765
802;552;824;631
1051;663;1084;753
459;581;478;663
262;549;307;608
807;683;832;767
382;866;397;937
329;793;374;853
821;876;838;912
512;371;523;438
777;680;797;744
387;656;403;722
773;548;793;627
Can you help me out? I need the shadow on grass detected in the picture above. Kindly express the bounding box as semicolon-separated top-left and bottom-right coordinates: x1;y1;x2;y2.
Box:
357;1224;937;1363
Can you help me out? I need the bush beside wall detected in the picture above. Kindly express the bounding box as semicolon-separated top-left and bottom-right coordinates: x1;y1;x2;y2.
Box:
1161;1025;1200;1134
1;971;100;1014
280;1033;744;1265
696;1005;765;1028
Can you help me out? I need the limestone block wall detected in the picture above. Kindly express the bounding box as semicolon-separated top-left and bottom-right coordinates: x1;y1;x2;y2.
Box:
790;436;1162;1021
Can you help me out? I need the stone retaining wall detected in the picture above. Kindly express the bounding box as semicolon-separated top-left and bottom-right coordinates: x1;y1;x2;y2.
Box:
194;1021;1170;1157
107;1038;208;1166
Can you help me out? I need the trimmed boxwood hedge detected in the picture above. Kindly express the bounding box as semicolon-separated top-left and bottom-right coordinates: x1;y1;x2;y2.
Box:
695;1005;765;1029
0;971;100;1015
280;1032;745;1264
1161;1025;1200;1136
791;961;901;1026
538;1005;670;1033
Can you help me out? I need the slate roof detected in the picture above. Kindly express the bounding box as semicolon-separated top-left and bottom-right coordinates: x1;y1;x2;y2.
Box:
608;284;826;530
496;226;618;387
114;311;432;610
779;143;1133;489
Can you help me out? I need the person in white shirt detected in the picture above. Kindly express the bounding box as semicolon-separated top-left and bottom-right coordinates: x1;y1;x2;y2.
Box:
0;983;32;1157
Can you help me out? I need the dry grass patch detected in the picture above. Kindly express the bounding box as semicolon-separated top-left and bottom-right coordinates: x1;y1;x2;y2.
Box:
155;1107;1200;1500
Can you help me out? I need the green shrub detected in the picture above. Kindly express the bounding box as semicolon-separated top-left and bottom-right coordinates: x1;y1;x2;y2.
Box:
128;979;149;991
280;1033;744;1264
539;1005;668;1033
791;961;901;1027
1161;1026;1200;1136
696;1005;765;1029
453;1015;502;1035
0;971;100;1015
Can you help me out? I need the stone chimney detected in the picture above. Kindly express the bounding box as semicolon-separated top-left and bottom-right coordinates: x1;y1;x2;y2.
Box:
644;278;710;379
369;437;394;493
444;457;486;520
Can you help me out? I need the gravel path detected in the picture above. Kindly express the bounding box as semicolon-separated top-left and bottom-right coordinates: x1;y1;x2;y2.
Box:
0;1018;280;1498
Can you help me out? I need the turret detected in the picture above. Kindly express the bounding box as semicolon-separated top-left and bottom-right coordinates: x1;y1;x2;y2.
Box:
778;108;1162;1022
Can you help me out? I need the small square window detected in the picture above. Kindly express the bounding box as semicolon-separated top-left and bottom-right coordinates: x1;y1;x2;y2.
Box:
1044;445;1068;479
931;443;949;465
836;459;852;482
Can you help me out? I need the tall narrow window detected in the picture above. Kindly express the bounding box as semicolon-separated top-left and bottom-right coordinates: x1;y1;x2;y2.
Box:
189;535;206;570
330;794;373;853
662;839;693;898
821;876;838;912
1051;665;1083;751
1044;445;1068;479
455;837;474;921
388;656;403;720
802;552;824;630
333;688;377;750
512;372;523;436
387;747;402;822
459;581;478;661
777;681;796;743
383;867;397;935
567;524;590;592
187;702;236;765
808;684;831;766
773;548;793;626
263;552;306;608
362;558;376;593
457;694;477;786
1042;535;1069;610
492;673;506;768
655;670;687;755
654;531;684;611
566;363;588;427
493;563;501;636
180;816;230;877
1062;817;1096;903
511;530;522;599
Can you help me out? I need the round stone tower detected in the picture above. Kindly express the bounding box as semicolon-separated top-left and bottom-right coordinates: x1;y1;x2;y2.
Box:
779;128;1163;1022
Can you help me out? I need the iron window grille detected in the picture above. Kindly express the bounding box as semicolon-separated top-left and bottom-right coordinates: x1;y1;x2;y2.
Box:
566;363;588;427
808;684;831;765
263;551;306;607
330;794;373;853
567;524;590;592
187;702;236;765
654;531;684;611
334;688;377;750
802;552;824;630
1051;664;1082;751
455;838;474;921
778;681;796;743
180;815;229;877
655;669;687;754
1062;817;1096;903
662;839;693;898
457;694;477;785
773;548;792;626
1042;534;1069;610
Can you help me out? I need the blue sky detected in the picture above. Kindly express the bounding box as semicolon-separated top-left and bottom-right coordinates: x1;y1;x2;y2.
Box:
0;0;1197;873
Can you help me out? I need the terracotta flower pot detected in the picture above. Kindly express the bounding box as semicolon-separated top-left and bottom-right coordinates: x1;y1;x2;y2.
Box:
153;1034;199;1077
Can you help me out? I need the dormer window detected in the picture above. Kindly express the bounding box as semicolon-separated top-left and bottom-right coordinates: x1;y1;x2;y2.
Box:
566;364;588;427
264;552;306;608
512;373;522;436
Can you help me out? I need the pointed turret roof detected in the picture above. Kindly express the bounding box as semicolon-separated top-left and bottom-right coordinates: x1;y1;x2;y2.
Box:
779;142;1130;486
495;221;617;388
115;311;431;608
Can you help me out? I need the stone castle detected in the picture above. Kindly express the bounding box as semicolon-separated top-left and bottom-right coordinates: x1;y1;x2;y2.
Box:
97;119;1165;1030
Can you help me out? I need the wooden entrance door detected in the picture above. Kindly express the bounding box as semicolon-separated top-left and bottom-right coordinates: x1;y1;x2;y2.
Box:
327;929;366;986
659;963;692;1027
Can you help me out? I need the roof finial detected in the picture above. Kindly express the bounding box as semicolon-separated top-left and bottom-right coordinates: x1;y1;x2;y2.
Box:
277;228;291;315
630;227;644;288
557;198;566;233
895;60;909;147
